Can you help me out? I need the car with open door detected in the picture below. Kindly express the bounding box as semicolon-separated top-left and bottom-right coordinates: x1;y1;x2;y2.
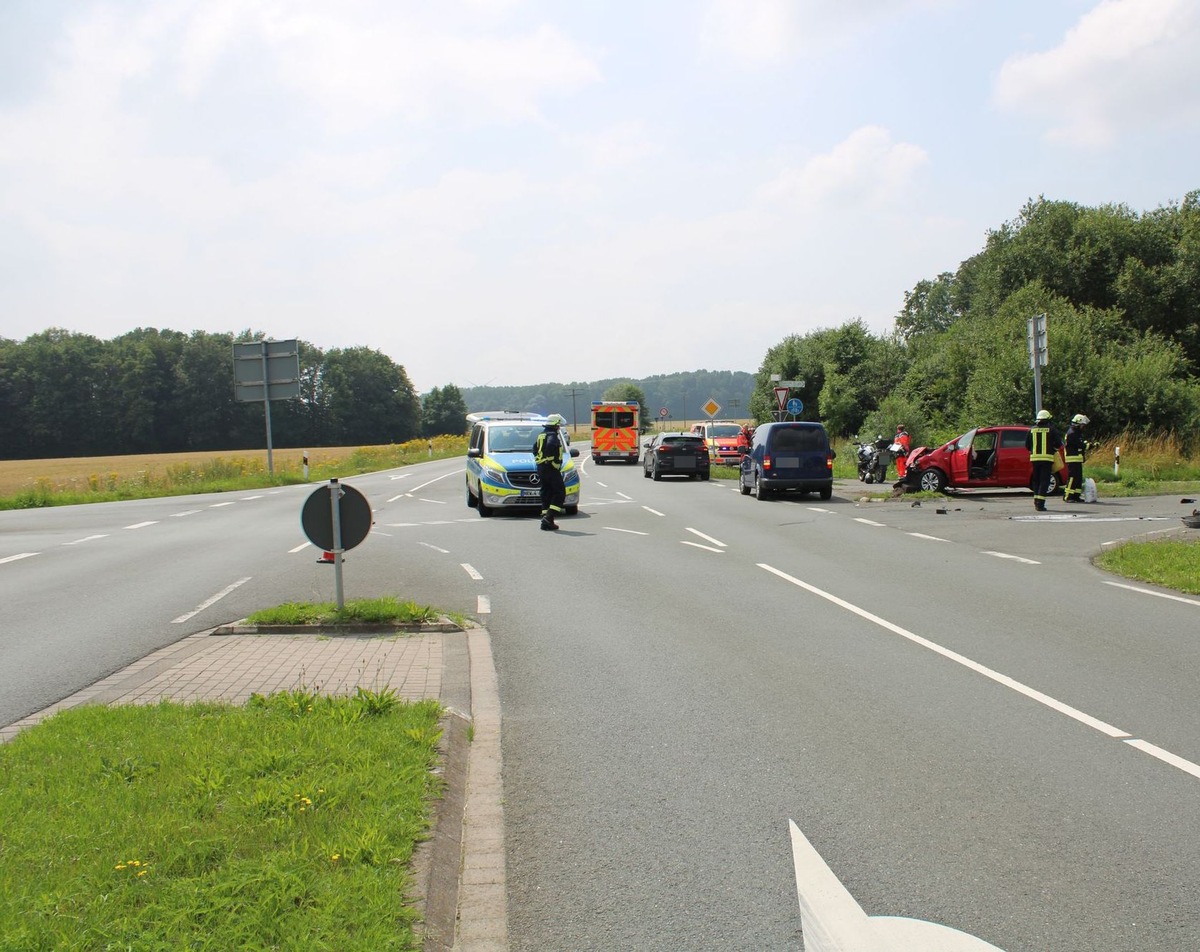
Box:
903;425;1067;495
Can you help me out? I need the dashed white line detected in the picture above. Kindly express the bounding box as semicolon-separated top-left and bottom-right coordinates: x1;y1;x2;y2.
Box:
807;507;834;514
907;532;950;542
477;595;491;614
240;495;264;500
1125;739;1200;779
605;527;649;536
417;498;447;505
208;502;235;508
642;506;665;516
681;541;725;553
461;563;483;580
982;550;1041;565
1;552;38;564
854;518;887;527
686;527;726;547
171;510;202;518
63;535;108;546
125;521;158;530
617;491;633;500
421;542;451;554
171;577;252;624
289;543;310;554
1103;580;1200;607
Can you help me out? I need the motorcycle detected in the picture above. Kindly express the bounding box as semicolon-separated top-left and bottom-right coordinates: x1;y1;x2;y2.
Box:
853;437;876;481
864;435;894;484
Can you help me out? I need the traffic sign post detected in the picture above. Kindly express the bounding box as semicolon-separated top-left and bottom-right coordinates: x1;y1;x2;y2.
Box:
301;479;372;609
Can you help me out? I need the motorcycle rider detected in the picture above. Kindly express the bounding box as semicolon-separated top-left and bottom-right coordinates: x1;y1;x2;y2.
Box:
1024;409;1063;512
1063;414;1090;502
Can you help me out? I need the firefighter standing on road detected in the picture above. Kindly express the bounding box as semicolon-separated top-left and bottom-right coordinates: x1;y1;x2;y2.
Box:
1063;413;1090;502
1025;409;1063;512
534;414;568;531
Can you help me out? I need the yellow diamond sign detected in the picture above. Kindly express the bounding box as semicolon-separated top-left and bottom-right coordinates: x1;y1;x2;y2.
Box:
702;398;721;417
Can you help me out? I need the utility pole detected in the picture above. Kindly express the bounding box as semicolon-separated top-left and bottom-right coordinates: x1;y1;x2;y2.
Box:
567;388;584;435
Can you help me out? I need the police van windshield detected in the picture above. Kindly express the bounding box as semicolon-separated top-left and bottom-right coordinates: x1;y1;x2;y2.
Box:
488;426;540;453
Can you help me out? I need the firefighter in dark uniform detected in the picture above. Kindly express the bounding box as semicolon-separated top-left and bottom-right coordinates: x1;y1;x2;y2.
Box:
534;414;567;531
1024;408;1063;512
1063;413;1090;502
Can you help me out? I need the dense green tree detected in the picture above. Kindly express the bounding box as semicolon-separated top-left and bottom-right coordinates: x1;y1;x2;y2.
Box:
422;384;469;436
318;347;420;445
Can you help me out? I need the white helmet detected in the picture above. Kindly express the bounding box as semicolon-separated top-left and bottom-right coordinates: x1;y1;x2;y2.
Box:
1036;409;1052;421
1071;414;1090;425
546;413;566;426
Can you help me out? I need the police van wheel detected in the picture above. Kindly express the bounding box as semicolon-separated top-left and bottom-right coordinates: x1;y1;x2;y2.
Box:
566;505;578;515
477;495;493;517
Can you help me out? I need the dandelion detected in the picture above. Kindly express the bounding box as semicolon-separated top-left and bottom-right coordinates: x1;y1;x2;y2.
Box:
331;854;341;863
137;870;148;878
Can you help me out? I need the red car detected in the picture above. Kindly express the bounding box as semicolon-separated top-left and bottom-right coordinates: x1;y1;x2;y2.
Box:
904;425;1068;494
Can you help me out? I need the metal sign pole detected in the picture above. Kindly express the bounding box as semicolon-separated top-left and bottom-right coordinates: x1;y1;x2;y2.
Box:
329;478;345;609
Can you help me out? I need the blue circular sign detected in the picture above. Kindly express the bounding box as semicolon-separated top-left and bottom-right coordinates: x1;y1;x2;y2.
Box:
786;398;804;415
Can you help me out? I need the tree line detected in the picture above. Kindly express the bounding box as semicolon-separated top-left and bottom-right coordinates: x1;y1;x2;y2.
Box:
0;329;470;460
747;190;1200;448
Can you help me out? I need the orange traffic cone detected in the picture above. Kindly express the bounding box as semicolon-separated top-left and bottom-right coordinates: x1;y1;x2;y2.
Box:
316;550;336;564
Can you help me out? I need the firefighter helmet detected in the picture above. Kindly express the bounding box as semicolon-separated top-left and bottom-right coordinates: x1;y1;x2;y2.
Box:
545;413;566;427
1071;414;1090;425
1036;409;1052;421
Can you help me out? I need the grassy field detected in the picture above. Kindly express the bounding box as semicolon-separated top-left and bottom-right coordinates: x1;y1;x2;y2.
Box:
0;690;442;951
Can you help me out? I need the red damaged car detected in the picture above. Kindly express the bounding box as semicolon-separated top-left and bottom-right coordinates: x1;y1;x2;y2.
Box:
903;425;1068;495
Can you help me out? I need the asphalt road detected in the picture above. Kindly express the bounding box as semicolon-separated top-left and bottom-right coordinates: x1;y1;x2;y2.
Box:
3;454;1200;950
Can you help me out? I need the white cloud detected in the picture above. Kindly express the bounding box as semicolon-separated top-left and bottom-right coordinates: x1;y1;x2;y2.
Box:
994;0;1200;146
758;126;929;208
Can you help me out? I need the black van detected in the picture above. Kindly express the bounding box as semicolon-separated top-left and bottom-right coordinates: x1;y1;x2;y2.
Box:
739;422;834;500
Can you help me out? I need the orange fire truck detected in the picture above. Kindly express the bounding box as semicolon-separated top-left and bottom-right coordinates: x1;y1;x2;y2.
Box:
590;400;640;464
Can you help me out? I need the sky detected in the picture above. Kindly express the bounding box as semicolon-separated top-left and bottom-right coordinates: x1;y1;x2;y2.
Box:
2;0;1198;394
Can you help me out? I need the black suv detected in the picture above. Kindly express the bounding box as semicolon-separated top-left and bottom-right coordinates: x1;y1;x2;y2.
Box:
642;432;711;481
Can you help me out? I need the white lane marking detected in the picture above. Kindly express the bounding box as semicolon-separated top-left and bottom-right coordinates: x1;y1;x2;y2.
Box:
418;498;447;504
388;473;413;481
1;552;38;564
289;543;311;553
208;502;235;508
595;481;609;488
757;563;1130;738
854;518;886;527
807;507;834;514
686;527;726;547
392;470;460;502
1103;580;1200;607
908;532;950;542
1124;739;1200;779
617;491;633;500
461;563;483;580
171;510;202;518
642;506;665;516
982;550;1041;564
421;542;451;554
682;541;724;553
477;595;491;614
605;527;649;536
63;535;108;546
125;521;158;530
789;820;1004;952
240;495;264;500
171;577;252;624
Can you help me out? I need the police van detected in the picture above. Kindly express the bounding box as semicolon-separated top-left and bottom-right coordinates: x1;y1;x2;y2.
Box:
465;411;581;517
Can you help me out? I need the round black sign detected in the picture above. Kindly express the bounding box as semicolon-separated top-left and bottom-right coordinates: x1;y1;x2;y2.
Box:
301;481;372;552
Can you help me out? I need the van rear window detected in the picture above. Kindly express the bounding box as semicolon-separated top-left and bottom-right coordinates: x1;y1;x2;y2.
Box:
773;427;826;452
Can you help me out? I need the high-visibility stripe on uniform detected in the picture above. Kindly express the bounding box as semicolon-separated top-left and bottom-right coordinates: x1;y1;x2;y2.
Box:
1029;426;1054;461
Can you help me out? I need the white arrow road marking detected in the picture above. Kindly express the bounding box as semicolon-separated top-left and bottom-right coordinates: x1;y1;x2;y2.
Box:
982;551;1040;564
1103;580;1200;607
605;527;649;535
681;541;724;553
125;521;158;530
171;577;252;624
477;595;491;614
789;820;1005;952
642;506;665;516
761;564;1200;780
63;535;108;545
685;527;725;547
907;532;950;542
1;552;38;564
461;563;483;580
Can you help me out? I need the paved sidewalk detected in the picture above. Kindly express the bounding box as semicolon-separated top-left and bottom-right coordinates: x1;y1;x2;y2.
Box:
0;626;507;952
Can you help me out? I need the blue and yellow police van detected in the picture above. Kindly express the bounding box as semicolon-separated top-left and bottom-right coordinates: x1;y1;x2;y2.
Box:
465;411;581;517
